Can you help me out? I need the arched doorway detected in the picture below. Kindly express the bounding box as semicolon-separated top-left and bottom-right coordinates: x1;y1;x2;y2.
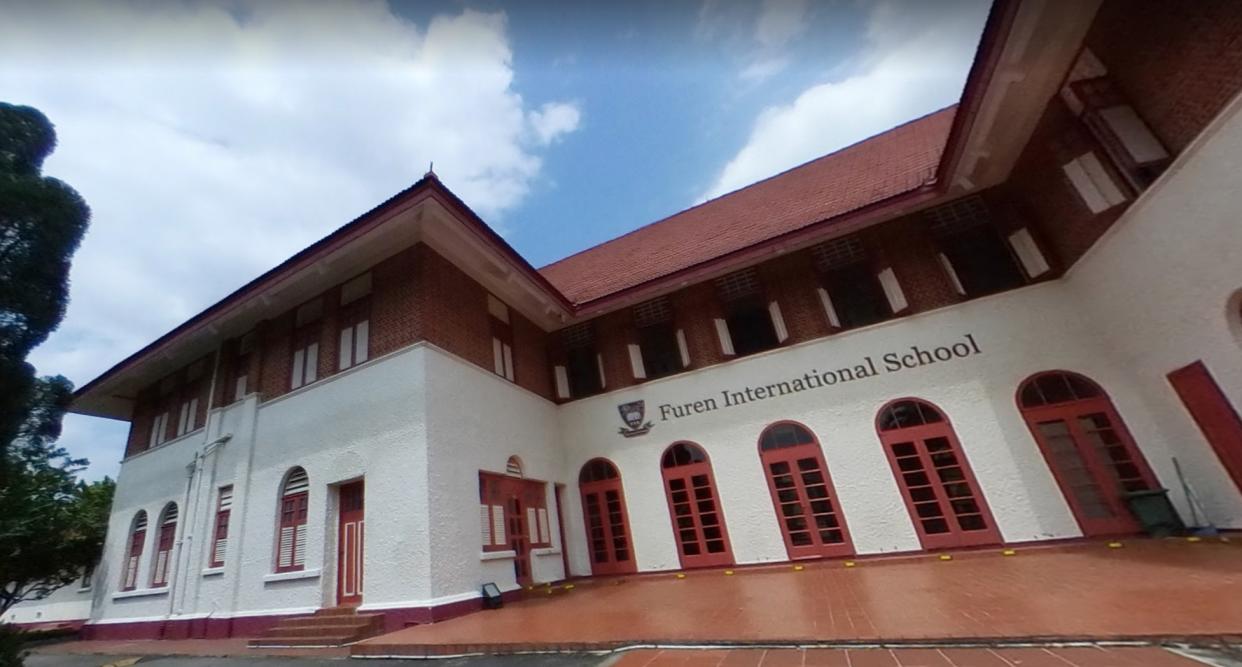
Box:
1017;371;1158;536
578;459;636;576
757;421;854;560
876;399;1000;550
661;442;733;568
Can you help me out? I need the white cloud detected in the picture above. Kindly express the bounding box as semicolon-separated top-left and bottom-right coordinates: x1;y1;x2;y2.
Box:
1;1;582;480
754;0;808;49
528;102;582;146
702;0;990;201
739;57;790;83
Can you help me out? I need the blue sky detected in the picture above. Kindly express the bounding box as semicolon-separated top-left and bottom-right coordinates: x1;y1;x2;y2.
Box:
0;0;989;480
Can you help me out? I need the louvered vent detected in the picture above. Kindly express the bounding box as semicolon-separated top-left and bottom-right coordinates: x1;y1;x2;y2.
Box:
812;237;867;270
715;268;761;302
633;296;673;328
926;196;992;236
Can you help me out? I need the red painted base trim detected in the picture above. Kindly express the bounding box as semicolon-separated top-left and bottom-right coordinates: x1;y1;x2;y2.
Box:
11;619;86;633
77;589;525;640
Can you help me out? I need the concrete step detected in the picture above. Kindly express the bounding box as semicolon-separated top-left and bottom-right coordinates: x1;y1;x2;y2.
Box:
248;608;384;648
269;614;381;629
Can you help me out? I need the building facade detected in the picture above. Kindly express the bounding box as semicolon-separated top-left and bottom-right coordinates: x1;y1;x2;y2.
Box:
35;0;1242;641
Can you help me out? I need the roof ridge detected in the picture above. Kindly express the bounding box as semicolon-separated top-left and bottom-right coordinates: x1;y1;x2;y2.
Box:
538;104;957;273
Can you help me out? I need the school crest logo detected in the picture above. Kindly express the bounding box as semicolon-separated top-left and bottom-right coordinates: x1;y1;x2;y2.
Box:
617;400;653;438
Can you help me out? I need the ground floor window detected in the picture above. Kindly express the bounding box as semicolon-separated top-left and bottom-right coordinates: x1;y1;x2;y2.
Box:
1019;371;1157;536
758;422;854;559
877;399;1000;550
579;458;636;576
661;442;733;569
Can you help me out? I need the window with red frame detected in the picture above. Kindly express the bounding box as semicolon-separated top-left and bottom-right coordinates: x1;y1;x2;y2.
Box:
150;503;178;587
479;470;550;551
276;468;310;572
226;332;255;403
489;295;516;382
121;511;147;591
209;486;233;568
290;300;322;390
338;274;371;371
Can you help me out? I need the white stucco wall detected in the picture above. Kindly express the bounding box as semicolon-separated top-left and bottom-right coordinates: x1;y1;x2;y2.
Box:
422;346;566;601
1065;92;1242;529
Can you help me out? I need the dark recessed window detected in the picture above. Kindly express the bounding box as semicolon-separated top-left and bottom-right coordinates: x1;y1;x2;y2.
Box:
633;297;682;379
813;237;891;329
927;197;1025;298
563;323;602;397
715;269;779;356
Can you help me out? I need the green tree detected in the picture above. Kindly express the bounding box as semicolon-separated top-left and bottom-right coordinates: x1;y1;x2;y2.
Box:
0;103;106;621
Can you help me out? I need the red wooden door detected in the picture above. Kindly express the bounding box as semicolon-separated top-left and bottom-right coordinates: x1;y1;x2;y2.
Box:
579;459;637;576
878;400;1000;550
1019;372;1157;536
336;481;364;606
661;443;733;569
1168;361;1242;495
507;496;532;586
758;423;853;560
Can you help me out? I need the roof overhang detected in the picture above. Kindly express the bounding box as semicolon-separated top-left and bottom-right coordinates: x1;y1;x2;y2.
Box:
72;177;573;420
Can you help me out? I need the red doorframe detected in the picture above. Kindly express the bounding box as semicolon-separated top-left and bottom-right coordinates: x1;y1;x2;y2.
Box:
1168;361;1242;495
336;481;364;607
554;483;570;578
757;421;854;560
1017;371;1158;537
578;458;637;576
876;398;1001;551
660;442;733;569
506;495;532;586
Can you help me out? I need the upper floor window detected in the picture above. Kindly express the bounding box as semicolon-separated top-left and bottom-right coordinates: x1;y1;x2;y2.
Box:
175;360;205;437
556;322;603;399
488;294;515;382
630;296;688;380
927;197;1026;298
209;485;233;568
1060;49;1170;198
149;410;170;449
714;268;785;357
276;467;310;572
338;273;371;371
227;332;255;403
290;299;322;390
812;237;892;330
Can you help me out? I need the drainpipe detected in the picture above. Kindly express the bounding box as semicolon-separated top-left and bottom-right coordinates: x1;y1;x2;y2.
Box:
169;433;231;619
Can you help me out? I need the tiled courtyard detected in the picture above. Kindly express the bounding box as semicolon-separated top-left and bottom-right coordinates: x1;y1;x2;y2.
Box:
353;538;1242;657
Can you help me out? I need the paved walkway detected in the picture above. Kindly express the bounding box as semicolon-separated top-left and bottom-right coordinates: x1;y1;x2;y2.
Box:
354;538;1242;656
609;647;1217;667
31;637;347;659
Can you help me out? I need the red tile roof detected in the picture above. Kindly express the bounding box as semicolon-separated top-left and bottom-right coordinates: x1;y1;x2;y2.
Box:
539;106;957;305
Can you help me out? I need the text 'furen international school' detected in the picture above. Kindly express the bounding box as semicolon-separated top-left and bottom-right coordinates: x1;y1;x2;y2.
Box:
656;334;982;422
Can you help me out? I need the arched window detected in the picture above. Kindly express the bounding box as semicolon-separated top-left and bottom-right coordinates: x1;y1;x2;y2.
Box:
276;467;310;572
875;399;1000;550
757;422;853;560
1017;371;1157;536
121;511;147;591
150;503;178;587
505;455;524;477
660;442;732;568
578;459;635;576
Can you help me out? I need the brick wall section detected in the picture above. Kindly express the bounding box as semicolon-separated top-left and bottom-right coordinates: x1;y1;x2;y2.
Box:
866;214;961;314
759;251;833;344
413;244;494;374
510;307;553;398
1087;0;1242;156
596;308;637;391
370;248;419;359
257;313;293;401
672;282;727;371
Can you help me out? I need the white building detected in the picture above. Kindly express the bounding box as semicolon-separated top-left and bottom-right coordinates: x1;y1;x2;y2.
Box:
26;0;1242;643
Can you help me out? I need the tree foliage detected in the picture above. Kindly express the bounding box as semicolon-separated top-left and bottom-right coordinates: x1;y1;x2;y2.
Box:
0;103;107;618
